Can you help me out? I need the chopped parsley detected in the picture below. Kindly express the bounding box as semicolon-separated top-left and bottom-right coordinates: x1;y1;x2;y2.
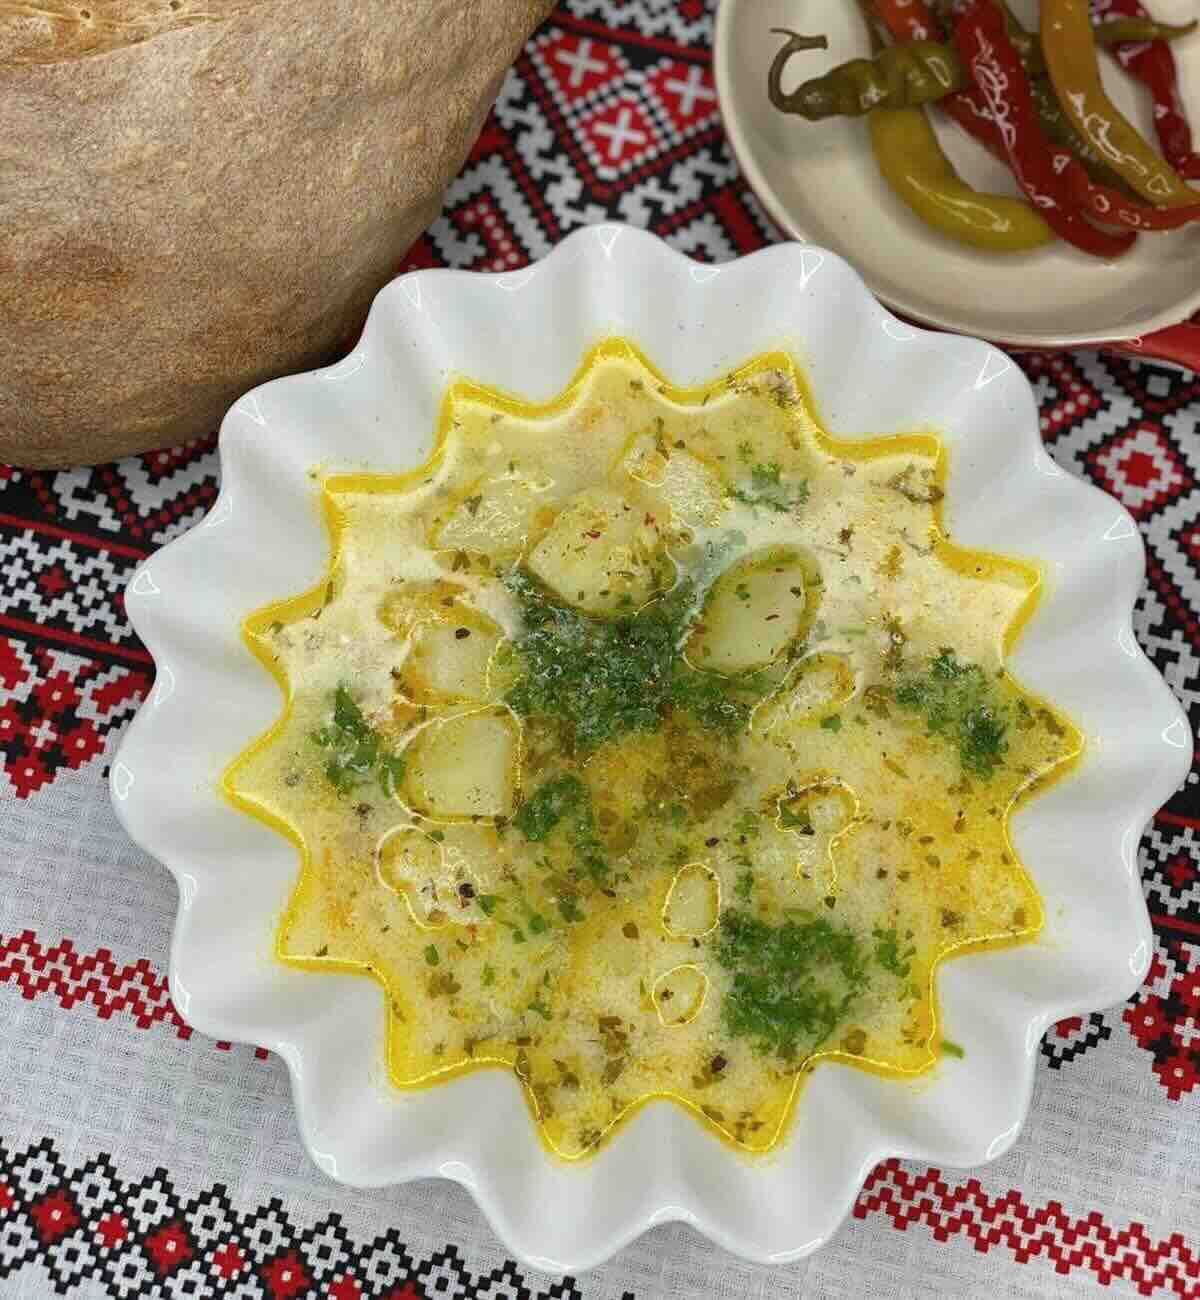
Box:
423;944;440;967
504;570;688;751
512;774;609;884
668;664;766;735
504;568;769;751
733;809;760;839
734;869;755;902
820;714;842;733
730;462;809;515
940;1038;966;1059
893;649;1009;778
310;683;406;797
557;895;584;923
873;926;916;979
481;963;496;987
527;997;552;1020
713;909;869;1060
513;773;589;840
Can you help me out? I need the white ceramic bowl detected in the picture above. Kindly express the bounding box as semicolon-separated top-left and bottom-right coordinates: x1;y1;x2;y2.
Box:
714;0;1200;348
110;224;1190;1273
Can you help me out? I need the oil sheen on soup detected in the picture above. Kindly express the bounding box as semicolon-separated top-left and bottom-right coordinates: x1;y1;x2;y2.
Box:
226;339;1080;1160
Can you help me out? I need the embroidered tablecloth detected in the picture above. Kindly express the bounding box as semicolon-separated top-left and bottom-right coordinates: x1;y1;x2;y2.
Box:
2;3;1199;1296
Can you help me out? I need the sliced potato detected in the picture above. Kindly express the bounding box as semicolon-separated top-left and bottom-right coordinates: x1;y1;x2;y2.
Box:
430;475;554;562
526;487;668;616
772;777;860;894
403;708;520;820
660;449;728;529
652;964;708;1026
752;652;855;736
378;579;467;637
402;608;506;704
686;546;819;675
377;826;449;928
776;779;857;838
617;431;728;530
377;823;498;928
662;863;720;938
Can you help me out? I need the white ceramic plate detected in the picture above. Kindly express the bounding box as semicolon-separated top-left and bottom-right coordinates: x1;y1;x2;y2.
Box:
110;224;1189;1273
714;0;1200;348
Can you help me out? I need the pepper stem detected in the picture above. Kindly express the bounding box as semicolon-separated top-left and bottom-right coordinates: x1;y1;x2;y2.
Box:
767;29;831;115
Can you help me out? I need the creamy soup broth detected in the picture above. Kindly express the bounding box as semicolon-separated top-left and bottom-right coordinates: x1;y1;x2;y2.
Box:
226;340;1080;1159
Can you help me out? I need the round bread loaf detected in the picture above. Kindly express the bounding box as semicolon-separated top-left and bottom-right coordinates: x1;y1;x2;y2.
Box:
0;0;553;466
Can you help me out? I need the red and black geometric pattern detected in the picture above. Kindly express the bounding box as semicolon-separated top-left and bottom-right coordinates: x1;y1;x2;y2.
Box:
1038;1012;1114;1070
0;1139;439;1300
1124;937;1200;1102
855;1162;1199;1296
0;931;271;1060
0;1137;619;1299
3;1139;1197;1300
0;645;148;799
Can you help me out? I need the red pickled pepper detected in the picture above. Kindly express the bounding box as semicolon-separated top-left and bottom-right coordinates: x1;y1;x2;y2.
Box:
951;0;1136;257
1090;0;1200;180
1068;169;1200;229
874;0;1140;253
873;0;1012;157
873;0;1200;238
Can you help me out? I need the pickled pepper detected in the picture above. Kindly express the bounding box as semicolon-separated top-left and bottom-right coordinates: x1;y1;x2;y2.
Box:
954;0;1135;258
1041;0;1199;206
1091;0;1200;180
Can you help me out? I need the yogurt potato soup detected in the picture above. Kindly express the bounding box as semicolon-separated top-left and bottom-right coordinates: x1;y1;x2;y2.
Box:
225;339;1080;1160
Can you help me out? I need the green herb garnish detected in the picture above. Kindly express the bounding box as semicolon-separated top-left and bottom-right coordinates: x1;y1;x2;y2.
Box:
424;944;440;967
504;570;685;752
893;649;1008;778
872;927;916;979
512;774;610;884
940;1038;965;1059
503;567;767;752
820;714;842;732
310;683;406;797
730;462;809;514
513;773;589;840
734;869;754;902
557;895;584;923
481;963;496;987
714;909;868;1060
732;809;761;839
667;665;765;736
528;998;552;1021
